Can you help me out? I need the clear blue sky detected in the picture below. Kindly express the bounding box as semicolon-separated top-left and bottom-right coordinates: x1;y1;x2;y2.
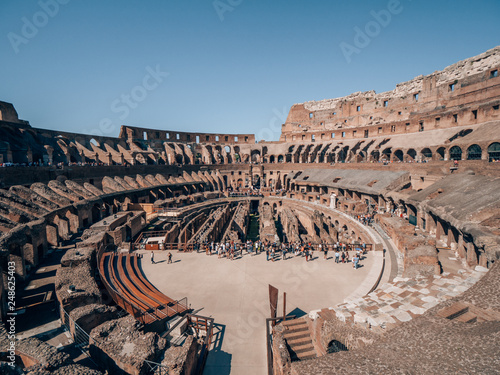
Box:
1;0;499;141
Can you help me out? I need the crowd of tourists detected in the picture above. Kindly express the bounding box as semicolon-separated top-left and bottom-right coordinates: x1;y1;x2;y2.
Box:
188;239;366;269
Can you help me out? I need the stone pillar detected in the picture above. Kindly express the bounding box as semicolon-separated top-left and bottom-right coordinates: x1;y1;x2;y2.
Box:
44;146;54;165
466;242;478;267
120;153;125;165
436;220;443;240
330;193;337;209
107;152;112;166
27;147;33;163
457;235;466;259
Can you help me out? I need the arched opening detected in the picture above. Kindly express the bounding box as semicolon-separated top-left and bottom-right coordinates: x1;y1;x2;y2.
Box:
175;154;184;164
269;155;275;163
436;147;445;160
487;142;500;162
421;148;432;161
277;155;284;163
394;149;404;162
251;150;261;163
407;149;417;161
466;144;482;160
327;339;348;353
381;148;391;161
370;150;380;162
449;146;462;160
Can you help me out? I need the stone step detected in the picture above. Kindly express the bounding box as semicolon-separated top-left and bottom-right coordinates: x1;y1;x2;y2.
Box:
287;336;313;346
284;330;310;340
437;301;469;320
282;319;307;327
296;349;317;360
455;311;477;323
292;342;315;354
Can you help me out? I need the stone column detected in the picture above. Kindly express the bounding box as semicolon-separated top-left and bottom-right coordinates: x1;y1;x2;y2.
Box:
466;242;478;267
330;193;337;209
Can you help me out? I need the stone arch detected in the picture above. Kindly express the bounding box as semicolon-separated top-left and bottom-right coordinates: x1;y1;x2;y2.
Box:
466;144;482;160
421;148;432;161
449;146;462;160
381;148;391;161
436;147;446;160
251;149;261;163
393;149;404;162
407;148;417;161
487;142;500;162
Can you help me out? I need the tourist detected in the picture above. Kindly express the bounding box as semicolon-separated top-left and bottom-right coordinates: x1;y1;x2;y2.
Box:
341;251;345;263
353;254;359;269
335;249;340;263
266;248;270;261
323;244;328;260
151;251;155;264
305;248;309;262
168;252;173;264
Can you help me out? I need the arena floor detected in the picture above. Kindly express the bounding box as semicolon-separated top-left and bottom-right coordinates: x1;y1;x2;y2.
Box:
140;249;379;375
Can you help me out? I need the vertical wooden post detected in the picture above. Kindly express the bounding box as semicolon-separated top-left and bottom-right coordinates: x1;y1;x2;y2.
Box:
283;292;287;321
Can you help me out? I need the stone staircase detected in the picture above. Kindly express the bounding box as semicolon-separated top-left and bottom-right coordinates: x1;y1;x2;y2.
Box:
282;318;317;361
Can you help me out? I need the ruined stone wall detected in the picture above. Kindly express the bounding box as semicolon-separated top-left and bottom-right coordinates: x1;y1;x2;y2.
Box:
281;47;500;142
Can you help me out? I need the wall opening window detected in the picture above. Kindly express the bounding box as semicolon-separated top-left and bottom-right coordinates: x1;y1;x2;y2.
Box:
352;130;357;137
472;110;478;120
414;93;419;101
332;112;336;116
356;106;361;112
419;122;424;132
449;83;455;92
491;69;498;78
398;111;402;115
166;133;170;139
311;134;315;141
331;133;335;138
206;135;210;141
493;105;499;110
186;134;191;141
435;117;440;125
453;114;458;123
391;125;396;132
176;133;180;140
341;131;345;137
215;136;219;141
364;130;369;138
384;100;388;107
143;132;147;140
309;113;313;119
244;136;248;142
378;127;382;134
225;136;228;141
234;136;238;142
196;136;200;143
